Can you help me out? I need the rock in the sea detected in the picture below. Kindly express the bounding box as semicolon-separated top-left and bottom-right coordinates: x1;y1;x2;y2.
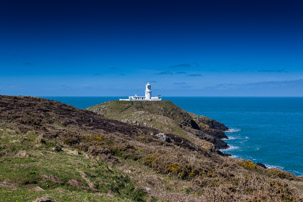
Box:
155;133;172;143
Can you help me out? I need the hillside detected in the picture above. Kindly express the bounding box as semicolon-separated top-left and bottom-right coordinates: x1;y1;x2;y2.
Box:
0;96;303;202
88;101;229;152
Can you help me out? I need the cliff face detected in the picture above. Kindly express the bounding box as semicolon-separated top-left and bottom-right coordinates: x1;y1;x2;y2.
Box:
88;101;229;151
1;96;303;202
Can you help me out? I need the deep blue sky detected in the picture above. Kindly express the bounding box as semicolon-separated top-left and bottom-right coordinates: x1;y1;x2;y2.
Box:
1;0;303;96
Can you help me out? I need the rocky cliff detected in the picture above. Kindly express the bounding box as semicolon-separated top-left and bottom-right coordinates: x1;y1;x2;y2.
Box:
0;96;303;202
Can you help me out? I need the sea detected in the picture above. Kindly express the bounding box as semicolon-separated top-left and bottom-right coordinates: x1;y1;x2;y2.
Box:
43;96;303;176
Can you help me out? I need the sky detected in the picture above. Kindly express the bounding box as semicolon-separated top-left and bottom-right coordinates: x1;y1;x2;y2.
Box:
0;0;303;96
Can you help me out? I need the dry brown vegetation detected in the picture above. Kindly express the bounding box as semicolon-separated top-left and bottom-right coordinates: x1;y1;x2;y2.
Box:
1;95;303;201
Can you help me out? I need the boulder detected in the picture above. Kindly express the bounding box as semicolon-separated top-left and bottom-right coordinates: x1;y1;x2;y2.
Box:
15;150;29;158
155;133;171;143
62;148;78;155
32;186;44;191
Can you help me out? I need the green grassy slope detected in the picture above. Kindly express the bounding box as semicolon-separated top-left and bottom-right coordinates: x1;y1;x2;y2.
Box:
0;128;145;202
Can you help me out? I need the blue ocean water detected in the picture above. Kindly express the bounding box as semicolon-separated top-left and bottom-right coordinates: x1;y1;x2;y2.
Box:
44;96;303;176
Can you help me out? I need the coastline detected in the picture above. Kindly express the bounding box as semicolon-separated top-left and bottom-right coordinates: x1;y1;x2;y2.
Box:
45;96;303;177
87;99;301;176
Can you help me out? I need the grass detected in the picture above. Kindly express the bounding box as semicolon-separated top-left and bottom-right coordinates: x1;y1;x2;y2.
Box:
0;127;147;202
0;187;122;202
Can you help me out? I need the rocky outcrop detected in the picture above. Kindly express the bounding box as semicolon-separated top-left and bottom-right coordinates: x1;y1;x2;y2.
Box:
190;113;228;131
155;133;172;143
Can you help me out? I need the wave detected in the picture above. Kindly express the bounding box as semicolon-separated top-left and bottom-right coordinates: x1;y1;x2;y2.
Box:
265;164;285;170
220;145;239;151
230;155;240;159
225;128;241;133
224;135;249;141
224;136;236;140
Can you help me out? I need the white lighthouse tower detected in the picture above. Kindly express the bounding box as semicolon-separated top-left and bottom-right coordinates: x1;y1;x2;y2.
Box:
145;82;152;100
119;82;162;101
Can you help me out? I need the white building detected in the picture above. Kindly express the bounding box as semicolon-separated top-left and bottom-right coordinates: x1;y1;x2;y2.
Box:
119;82;162;101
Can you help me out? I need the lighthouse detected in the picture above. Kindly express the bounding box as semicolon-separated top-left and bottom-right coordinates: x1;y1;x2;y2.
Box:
119;82;162;101
145;82;151;100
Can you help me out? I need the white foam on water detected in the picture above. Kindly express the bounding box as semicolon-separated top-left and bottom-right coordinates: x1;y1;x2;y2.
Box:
265;164;285;170
230;155;239;159
220;145;239;152
225;128;241;133
224;136;236;140
225;135;248;141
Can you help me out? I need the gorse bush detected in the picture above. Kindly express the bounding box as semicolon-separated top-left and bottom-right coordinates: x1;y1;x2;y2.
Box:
240;160;257;170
